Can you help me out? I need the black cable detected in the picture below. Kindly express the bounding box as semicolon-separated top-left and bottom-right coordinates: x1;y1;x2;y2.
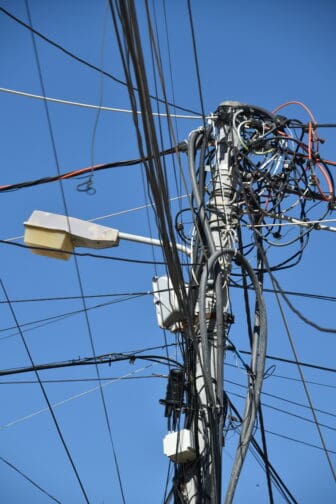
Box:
0;351;181;377
258;250;336;480
264;429;336;455
186;0;207;127
229;391;336;433
0;239;172;265
226;361;336;390
237;233;274;504
231;283;336;304
0;296;148;342
25;3;128;498
0;279;90;503
233;349;336;374
0;375;163;384
0;456;62;503
268;273;336;334
0;6;200;116
228;399;297;504
226;378;336;419
0;144;186;193
1;283;336;305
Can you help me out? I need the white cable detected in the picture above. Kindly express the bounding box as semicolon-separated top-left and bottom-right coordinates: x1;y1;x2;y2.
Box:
0;364;153;431
0;86;202;120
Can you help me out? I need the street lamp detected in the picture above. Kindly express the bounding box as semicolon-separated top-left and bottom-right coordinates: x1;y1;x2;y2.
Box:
24;210;190;260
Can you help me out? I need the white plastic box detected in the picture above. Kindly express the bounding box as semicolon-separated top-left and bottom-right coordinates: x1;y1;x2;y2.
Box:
163;429;196;463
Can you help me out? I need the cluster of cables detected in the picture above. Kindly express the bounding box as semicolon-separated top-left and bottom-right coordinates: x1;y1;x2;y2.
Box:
164;101;334;503
163;104;269;504
176;102;335;273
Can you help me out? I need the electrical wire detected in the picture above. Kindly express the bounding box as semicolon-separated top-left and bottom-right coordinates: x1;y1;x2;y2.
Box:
0;278;90;502
0;6;200;116
25;3;128;500
0;456;62;503
229;391;336;433
0;87;202;119
0;143;187;193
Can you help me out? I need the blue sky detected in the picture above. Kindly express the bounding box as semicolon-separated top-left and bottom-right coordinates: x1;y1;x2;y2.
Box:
0;0;336;502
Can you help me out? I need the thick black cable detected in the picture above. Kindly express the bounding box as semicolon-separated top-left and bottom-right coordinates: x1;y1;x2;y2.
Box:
0;144;186;193
0;6;200;116
228;399;298;504
238;233;274;504
0;352;181;377
0;279;90;503
109;0;191;330
269;273;336;334
0;456;62;503
259;252;336;480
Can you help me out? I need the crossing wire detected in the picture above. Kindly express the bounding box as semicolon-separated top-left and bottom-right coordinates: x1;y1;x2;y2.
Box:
0;5;199;116
0;456;62;503
24;1;127;501
0;279;90;503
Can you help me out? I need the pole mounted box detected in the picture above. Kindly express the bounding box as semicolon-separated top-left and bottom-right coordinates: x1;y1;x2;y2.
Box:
163;429;196;464
152;276;185;331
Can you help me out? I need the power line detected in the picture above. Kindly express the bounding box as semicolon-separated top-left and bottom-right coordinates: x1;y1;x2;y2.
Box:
25;2;127;499
264;429;336;455
0;295;147;338
226;360;336;389
0;364;153;431
227;378;336;419
262;256;336;480
232;349;336;374
0;278;90;502
229;391;336;433
0;239;172;265
0;143;187;192
0;351;181;377
0;86;201;119
0;375;164;384
0;5;200;116
0;456;62;503
0;281;335;305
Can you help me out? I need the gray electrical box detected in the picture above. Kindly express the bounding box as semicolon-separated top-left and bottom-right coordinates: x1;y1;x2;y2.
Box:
152;276;184;331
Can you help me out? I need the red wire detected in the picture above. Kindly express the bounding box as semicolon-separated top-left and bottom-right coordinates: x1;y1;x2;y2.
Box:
272;100;317;123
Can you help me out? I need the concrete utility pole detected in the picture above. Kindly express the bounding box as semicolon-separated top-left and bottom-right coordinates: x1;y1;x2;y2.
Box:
183;102;240;503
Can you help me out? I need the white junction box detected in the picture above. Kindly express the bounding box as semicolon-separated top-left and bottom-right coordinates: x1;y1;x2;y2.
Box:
163;429;196;464
152;276;185;331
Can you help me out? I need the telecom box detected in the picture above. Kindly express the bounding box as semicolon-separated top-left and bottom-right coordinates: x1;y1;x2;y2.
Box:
163;429;196;463
152;276;184;331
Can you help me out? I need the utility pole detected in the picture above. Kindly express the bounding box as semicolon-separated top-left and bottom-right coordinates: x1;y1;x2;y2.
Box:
183;102;239;503
157;97;336;502
157;102;243;503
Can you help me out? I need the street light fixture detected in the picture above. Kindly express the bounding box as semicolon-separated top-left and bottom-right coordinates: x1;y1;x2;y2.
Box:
24;210;190;260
